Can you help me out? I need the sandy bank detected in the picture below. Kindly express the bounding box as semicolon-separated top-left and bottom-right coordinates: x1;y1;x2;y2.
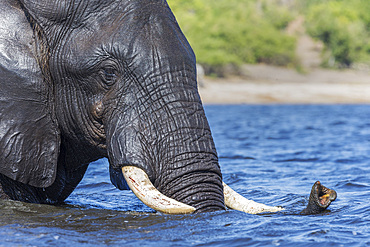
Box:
198;64;370;104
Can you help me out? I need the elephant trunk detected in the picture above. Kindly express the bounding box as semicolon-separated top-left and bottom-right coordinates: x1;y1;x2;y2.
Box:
154;152;225;213
103;68;283;214
105;87;225;212
300;181;337;215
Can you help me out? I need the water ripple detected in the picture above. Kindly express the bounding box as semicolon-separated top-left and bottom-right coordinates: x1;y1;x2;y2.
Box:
1;105;370;246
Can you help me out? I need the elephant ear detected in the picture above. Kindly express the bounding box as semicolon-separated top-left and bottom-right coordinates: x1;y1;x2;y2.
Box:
0;1;60;188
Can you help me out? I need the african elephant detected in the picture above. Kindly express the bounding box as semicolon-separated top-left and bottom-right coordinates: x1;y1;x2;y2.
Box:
0;0;335;215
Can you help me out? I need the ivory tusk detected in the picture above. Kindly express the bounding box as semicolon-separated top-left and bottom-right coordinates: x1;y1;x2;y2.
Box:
223;182;284;214
122;166;196;214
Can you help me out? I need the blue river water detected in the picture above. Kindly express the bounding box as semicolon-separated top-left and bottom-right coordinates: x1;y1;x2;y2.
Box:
0;104;369;246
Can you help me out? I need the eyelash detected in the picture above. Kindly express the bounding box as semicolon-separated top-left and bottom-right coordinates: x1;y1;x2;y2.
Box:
102;67;118;84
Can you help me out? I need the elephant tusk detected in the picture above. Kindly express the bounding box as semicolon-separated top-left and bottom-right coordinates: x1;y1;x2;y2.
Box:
223;182;284;214
121;166;196;214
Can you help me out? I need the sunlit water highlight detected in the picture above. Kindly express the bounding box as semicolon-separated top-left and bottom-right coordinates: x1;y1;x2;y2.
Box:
0;105;369;246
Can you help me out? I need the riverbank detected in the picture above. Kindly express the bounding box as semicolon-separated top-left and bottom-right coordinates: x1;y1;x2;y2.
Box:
198;64;370;104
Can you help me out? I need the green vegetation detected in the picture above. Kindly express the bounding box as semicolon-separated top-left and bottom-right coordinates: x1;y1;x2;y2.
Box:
305;0;370;68
168;0;370;74
168;0;297;76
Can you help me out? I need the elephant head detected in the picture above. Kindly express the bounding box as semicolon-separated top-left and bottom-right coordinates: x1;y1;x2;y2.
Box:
0;0;282;214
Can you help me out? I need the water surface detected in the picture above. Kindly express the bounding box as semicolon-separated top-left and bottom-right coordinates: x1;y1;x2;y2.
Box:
1;105;369;246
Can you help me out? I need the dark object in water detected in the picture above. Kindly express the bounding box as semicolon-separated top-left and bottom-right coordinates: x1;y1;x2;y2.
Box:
301;181;337;215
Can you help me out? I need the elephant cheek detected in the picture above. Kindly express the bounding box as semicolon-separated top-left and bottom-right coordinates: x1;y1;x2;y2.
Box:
106;123;155;183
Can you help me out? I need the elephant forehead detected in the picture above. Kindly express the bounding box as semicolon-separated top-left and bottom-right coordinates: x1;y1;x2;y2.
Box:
101;2;191;59
61;4;194;74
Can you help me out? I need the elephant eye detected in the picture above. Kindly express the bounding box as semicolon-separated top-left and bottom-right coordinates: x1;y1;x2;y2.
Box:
101;67;118;85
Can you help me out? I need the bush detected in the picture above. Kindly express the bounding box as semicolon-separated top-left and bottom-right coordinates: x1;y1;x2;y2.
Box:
305;0;370;67
169;0;370;71
168;0;297;75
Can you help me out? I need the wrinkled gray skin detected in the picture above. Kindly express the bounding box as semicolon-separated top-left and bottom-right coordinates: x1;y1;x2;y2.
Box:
301;181;337;215
0;0;224;212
